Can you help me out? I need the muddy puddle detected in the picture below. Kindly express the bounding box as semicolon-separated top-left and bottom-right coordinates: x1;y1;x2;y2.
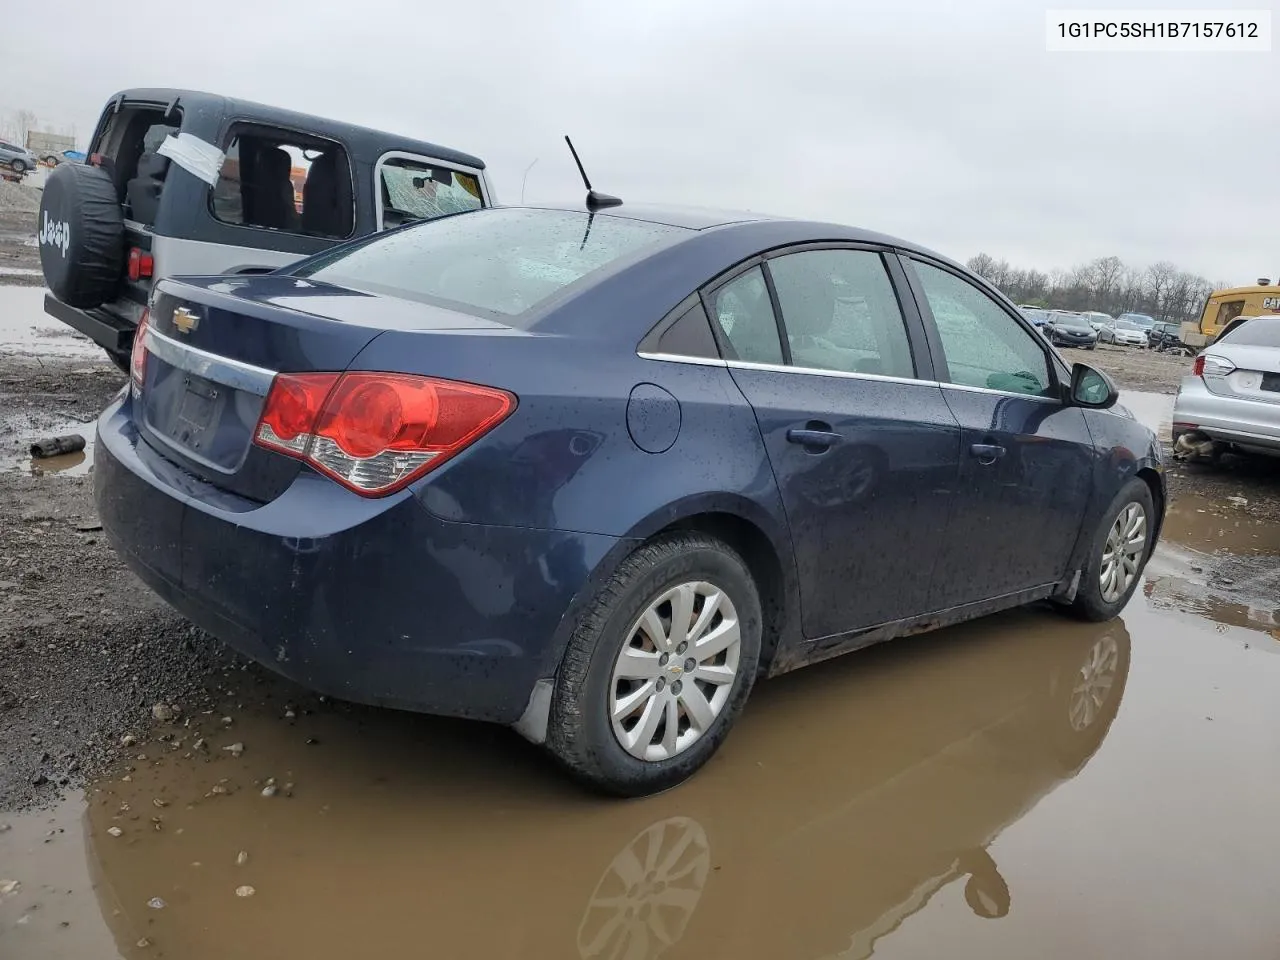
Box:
4;385;1280;959
4;595;1280;960
0;415;96;477
1116;390;1280;636
0;284;99;359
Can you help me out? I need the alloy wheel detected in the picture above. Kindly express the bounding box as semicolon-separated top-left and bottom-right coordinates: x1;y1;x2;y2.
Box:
1099;502;1147;603
609;581;741;762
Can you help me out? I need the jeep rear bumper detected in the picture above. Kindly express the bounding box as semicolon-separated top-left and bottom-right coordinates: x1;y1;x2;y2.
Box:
44;293;135;353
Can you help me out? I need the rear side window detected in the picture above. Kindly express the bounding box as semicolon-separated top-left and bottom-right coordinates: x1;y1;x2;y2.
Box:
295;207;687;318
768;249;914;378
709;267;784;364
378;156;483;228
212;126;354;239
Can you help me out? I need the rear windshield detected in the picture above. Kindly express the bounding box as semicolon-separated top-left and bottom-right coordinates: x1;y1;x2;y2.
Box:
1220;317;1280;347
294;208;690;318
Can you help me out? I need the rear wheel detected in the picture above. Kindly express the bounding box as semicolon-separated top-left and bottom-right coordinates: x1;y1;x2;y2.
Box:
1068;478;1155;621
545;533;762;796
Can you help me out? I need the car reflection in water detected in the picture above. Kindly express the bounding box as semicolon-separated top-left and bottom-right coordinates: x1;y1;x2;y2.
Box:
84;614;1129;960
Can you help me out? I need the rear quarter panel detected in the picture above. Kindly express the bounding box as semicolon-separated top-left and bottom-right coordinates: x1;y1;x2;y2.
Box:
350;331;791;544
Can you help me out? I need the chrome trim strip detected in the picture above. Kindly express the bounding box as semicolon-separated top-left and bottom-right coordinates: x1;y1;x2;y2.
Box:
638;350;1064;403
144;327;278;397
939;382;1060;404
728;359;938;387
636;351;728;368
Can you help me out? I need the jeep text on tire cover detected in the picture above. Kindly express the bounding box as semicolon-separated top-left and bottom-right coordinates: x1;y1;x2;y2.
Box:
38;212;72;257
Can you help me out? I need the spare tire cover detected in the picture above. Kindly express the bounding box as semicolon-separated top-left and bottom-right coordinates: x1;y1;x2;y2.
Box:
38;163;125;309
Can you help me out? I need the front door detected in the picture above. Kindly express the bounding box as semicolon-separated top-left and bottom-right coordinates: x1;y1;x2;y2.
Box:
903;258;1095;608
707;248;962;639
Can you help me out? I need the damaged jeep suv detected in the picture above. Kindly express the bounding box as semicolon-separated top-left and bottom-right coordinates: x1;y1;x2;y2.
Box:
38;88;494;370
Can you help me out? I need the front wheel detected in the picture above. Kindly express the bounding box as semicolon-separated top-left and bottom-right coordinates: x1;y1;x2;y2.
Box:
545;533;762;796
9;158;26;173
1068;478;1155;621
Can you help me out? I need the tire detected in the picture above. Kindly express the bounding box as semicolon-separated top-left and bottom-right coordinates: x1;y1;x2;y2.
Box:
1068;478;1155;621
9;158;26;173
37;162;125;309
545;533;763;796
1087;343;1096;350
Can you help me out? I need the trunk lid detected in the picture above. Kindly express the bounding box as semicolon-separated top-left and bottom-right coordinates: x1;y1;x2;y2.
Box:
1201;344;1280;406
137;276;509;502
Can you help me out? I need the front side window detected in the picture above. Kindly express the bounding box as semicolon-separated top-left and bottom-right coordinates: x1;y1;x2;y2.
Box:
296;207;688;320
212;126;354;239
768;249;914;379
709;266;784;364
912;261;1053;397
378;157;483;228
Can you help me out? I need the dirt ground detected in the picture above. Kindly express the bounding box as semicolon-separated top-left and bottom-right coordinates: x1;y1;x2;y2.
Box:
1;261;1279;957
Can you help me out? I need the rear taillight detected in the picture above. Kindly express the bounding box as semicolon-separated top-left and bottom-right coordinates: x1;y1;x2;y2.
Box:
127;247;154;281
1193;355;1235;378
253;372;515;496
130;309;150;386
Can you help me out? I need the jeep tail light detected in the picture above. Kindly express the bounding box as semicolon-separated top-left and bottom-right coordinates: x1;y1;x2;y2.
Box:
1193;355;1235;378
127;247;154;281
130;310;150;386
253;372;516;496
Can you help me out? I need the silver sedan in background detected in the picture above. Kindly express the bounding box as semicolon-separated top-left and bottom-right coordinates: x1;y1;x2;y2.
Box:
1173;316;1280;458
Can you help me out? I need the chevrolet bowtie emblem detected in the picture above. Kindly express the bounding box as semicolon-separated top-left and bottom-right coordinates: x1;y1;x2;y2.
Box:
172;307;200;335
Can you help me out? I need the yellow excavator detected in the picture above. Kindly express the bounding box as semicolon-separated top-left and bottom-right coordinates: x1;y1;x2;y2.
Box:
1181;278;1280;348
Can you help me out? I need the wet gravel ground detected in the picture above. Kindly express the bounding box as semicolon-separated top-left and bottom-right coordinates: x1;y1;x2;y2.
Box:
0;295;1277;812
0;210;43;287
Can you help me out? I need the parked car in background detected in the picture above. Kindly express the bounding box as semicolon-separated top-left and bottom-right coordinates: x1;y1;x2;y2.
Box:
96;199;1164;795
1172;315;1280;459
1081;311;1113;334
1019;306;1050;327
1098;318;1148;346
1043;311;1098;349
1117;312;1156;332
1147;321;1186;352
39;87;495;372
0;138;38;173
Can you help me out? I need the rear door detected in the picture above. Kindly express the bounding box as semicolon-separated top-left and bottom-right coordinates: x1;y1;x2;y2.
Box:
707;245;962;639
901;257;1095;607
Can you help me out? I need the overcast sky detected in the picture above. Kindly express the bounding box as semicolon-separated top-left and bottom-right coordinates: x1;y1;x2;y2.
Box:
2;0;1275;283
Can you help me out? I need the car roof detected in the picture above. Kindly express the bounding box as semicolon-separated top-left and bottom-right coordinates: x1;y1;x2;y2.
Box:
509;199;961;262
105;88;486;170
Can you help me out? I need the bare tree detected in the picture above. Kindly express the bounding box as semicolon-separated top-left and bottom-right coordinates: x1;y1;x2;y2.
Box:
962;250;1214;320
13;110;37;147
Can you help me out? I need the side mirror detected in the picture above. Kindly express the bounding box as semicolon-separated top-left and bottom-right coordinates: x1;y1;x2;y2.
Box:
1069;363;1118;409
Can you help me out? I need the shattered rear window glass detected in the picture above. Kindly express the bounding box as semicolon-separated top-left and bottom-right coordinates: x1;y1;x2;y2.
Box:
295;207;690;319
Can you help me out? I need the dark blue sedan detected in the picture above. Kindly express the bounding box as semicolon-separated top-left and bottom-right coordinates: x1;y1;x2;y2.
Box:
95;202;1165;795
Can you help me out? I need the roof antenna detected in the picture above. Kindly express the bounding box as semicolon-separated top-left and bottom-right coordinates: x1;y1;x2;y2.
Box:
564;136;622;210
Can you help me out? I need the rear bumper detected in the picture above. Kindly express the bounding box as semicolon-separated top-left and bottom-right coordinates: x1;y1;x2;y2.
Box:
44;293;134;353
1172;376;1280;454
94;393;628;724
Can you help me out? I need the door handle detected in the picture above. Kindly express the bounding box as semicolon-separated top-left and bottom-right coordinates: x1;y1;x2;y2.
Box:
787;428;842;449
969;443;1006;465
